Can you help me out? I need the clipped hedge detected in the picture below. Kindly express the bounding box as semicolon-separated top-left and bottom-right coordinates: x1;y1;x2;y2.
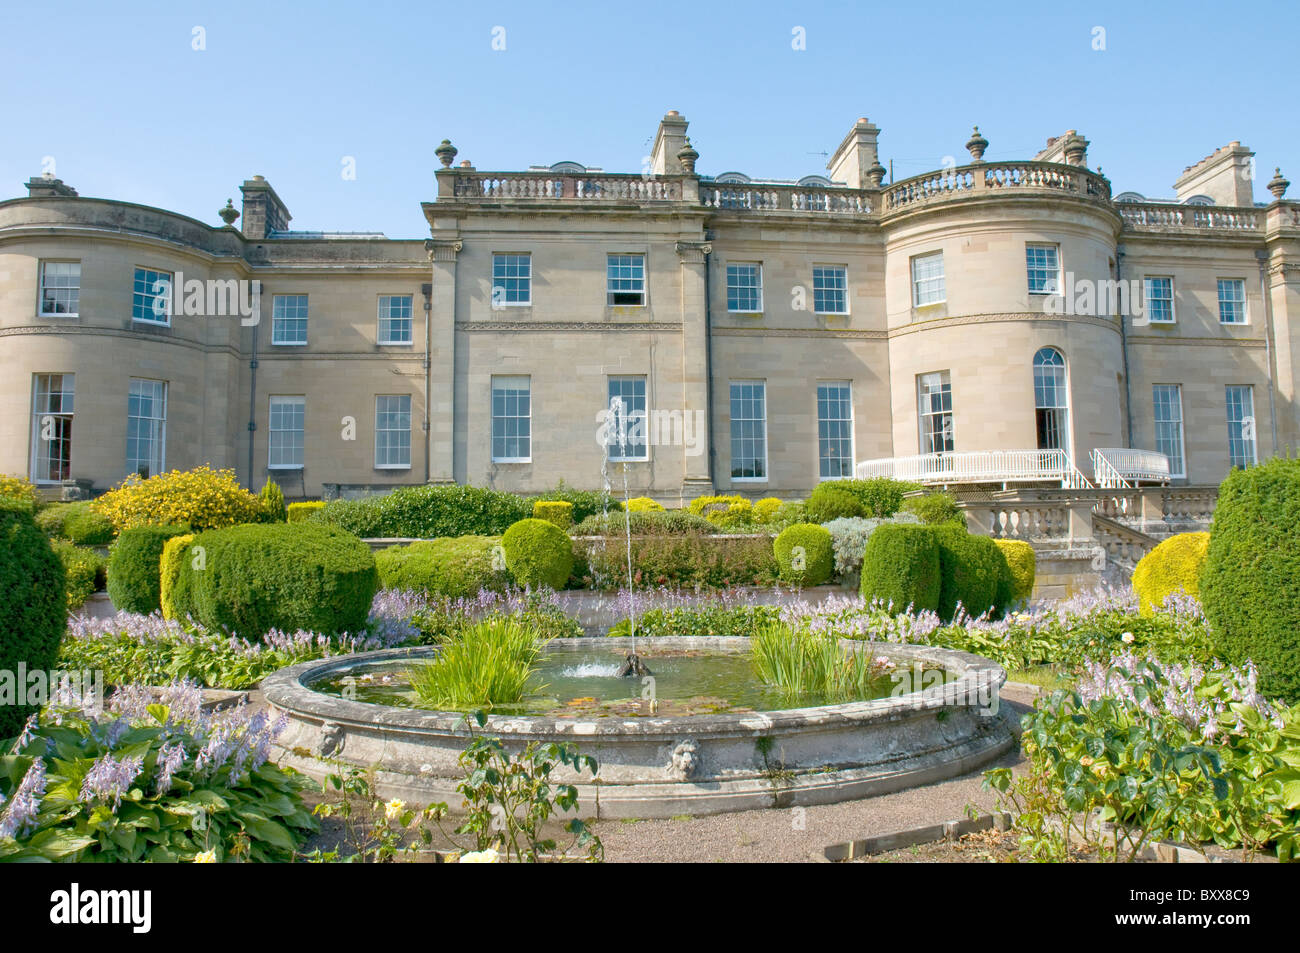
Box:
1202;457;1300;701
859;523;941;613
581;534;778;589
532;500;574;529
375;536;511;598
287;501;326;523
63;503;116;545
0;499;66;737
933;525;1006;621
170;523;378;639
823;478;918;518
52;539;104;611
309;484;532;538
1132;532;1209;614
535;483;620;523
106;524;192;614
624;497;665;513
803;484;866;523
573;510;717;536
159;533;196;620
993;538;1036;607
773;523;834;586
501;518;574;590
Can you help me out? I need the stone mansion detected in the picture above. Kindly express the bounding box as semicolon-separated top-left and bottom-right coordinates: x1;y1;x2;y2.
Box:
2;111;1297;502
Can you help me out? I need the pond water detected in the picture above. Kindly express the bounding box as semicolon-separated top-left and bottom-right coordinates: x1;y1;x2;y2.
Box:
311;644;943;717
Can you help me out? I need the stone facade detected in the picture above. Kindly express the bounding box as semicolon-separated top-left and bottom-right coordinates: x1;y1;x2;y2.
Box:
1;112;1297;500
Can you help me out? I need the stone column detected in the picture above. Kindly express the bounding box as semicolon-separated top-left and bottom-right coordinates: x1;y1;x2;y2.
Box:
425;238;462;484
677;240;713;496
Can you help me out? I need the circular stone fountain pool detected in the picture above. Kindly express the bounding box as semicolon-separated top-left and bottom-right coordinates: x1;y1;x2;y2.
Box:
262;637;1015;818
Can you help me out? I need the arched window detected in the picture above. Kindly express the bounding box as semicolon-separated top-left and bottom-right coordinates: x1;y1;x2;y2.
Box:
1033;348;1068;451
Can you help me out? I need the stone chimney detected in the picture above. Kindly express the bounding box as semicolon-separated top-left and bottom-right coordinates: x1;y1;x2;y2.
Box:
649;111;690;176
25;176;78;197
1174;142;1255;207
1035;130;1090;167
827;118;882;188
238;175;292;239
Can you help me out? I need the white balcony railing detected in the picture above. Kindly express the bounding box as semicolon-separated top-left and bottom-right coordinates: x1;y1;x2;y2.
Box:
853;449;1093;489
1091;448;1171;485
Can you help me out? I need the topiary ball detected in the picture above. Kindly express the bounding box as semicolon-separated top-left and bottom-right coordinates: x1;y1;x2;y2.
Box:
0;500;67;738
804;484;866;524
773;523;834;586
1132;532;1209;614
859;524;941;613
501;518;575;590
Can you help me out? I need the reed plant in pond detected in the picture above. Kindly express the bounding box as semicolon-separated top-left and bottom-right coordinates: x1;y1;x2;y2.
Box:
408;617;548;710
750;620;893;703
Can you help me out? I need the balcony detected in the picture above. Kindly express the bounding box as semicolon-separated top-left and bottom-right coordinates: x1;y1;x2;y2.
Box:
853;449;1093;489
1090;448;1171;487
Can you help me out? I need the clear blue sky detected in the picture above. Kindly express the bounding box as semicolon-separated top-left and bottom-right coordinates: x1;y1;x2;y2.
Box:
2;0;1293;237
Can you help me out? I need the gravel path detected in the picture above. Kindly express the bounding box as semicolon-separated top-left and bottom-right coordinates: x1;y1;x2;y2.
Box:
588;688;1035;863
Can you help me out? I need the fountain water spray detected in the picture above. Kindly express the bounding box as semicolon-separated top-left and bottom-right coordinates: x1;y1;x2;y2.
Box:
605;395;650;678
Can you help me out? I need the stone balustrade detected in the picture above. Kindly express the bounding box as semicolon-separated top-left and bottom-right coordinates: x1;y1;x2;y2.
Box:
1116;201;1264;234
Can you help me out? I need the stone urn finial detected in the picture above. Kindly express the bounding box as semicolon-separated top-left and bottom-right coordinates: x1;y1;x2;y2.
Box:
218;199;240;225
1267;167;1290;200
965;126;989;164
866;157;887;188
676;137;699;174
435;139;458;168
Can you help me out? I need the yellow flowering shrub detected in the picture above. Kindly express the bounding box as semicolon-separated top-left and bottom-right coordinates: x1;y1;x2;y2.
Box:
93;466;264;531
753;497;784;523
624;497;665;513
0;474;41;510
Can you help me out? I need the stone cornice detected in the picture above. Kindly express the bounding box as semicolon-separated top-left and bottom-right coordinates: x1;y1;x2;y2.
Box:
1125;334;1266;348
711;326;886;340
0;324;242;357
456;320;681;333
887;311;1120;338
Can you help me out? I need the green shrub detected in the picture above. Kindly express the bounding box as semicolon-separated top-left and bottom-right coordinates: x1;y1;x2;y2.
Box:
51;540;104;611
859;524;941;613
582;534;778;589
1202;457;1300;702
624;497;665;512
824;514;922;580
170;523;378;639
688;494;756;529
773;524;834;586
1132;532;1209;614
532;500;574;529
803;484;866;523
159;533;196;620
993;538;1036;607
840;478;919;518
933;525;1006;620
904;491;967;527
310;484;532;538
287;501;326;523
753;498;784;523
63;502;116;545
535;482;620;523
35;502;75;537
573;509;717;536
259;478;287;522
0;500;66;738
501;519;574;590
106;524;191;614
375;536;510;598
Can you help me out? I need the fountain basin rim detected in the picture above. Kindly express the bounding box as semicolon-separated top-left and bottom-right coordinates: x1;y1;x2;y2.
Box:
260;637;1007;738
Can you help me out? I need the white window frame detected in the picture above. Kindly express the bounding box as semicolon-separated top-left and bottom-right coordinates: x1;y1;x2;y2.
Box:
1217;278;1247;325
39;261;81;317
268;395;305;470
918;371;954;454
491;375;532;463
726;262;763;313
375;394;412;469
30;373;75;485
1143;276;1176;324
1032;347;1069;453
812;264;849;315
911;252;945;307
1152;384;1186;479
729;380;768;482
1025;244;1060;296
607;376;649;462
126;378;167;478
606;254;646;307
271;294;309;346
1225;385;1257;469
132;266;172;326
492;253;532;307
377;294;414;345
816;381;854;479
